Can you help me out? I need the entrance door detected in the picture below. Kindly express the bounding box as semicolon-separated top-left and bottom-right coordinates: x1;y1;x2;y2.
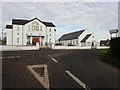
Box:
92;42;94;47
33;37;39;45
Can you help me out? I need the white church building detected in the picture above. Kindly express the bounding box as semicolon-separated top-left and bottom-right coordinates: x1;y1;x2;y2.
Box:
58;29;98;47
6;18;56;46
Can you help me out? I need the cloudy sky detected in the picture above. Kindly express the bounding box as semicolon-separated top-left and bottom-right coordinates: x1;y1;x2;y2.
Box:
1;0;119;40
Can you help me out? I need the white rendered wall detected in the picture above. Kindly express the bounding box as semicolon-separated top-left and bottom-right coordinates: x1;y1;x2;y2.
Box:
46;27;55;44
24;19;46;45
78;30;88;46
6;29;12;45
12;25;23;45
6;19;56;46
60;39;78;46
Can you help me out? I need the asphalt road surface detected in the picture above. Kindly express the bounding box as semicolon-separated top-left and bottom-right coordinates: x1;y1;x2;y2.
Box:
2;49;119;89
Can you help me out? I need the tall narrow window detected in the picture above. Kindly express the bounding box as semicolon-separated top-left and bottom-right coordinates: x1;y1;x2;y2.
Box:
49;39;51;43
17;38;19;43
76;40;78;44
31;21;39;31
40;26;42;31
49;28;51;32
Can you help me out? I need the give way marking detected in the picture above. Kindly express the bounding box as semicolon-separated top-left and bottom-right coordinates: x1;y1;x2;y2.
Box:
27;64;50;89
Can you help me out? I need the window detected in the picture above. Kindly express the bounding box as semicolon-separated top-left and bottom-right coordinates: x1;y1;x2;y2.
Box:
40;26;42;31
31;21;39;31
76;40;78;44
17;38;19;43
49;39;51;43
73;40;75;45
49;28;51;32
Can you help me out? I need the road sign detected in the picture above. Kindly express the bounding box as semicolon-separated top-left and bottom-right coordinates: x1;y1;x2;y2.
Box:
109;29;118;34
27;64;50;89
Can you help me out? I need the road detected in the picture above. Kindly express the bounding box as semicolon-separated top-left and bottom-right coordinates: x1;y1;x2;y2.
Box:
2;49;119;89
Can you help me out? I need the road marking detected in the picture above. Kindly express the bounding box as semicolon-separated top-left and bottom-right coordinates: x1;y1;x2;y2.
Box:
0;57;5;59
16;56;21;58
7;56;14;59
48;55;58;63
65;70;91;90
27;64;50;89
51;58;58;63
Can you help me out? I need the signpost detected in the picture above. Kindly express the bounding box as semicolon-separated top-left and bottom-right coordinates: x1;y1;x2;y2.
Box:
109;29;118;38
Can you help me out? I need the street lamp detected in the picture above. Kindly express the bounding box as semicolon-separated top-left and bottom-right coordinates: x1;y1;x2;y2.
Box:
46;35;48;47
1;29;3;40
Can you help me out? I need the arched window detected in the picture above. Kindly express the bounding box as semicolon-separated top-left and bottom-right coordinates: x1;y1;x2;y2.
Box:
31;21;39;31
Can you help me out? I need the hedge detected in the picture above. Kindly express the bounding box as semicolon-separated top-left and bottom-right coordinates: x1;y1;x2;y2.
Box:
110;37;120;57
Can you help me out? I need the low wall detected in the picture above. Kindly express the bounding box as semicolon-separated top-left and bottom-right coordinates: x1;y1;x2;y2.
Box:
52;46;91;50
0;45;39;51
96;46;110;49
52;46;110;50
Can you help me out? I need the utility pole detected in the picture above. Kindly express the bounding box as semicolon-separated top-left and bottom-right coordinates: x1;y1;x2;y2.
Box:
2;29;3;40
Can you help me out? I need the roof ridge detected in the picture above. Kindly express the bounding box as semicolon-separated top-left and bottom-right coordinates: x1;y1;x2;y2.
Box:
63;29;85;35
11;18;55;27
59;29;86;41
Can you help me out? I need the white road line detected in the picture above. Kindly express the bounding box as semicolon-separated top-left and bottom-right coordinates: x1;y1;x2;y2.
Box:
51;58;58;63
65;70;91;90
16;56;21;58
48;55;58;63
7;56;14;59
0;57;5;59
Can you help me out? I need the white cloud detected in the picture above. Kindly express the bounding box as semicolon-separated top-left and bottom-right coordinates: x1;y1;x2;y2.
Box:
1;1;118;40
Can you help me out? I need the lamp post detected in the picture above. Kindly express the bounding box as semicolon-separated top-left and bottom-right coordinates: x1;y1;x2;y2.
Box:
46;35;48;47
1;29;3;40
30;33;32;45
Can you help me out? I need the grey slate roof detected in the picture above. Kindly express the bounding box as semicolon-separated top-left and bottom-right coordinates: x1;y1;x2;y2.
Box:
42;21;55;27
81;34;92;42
12;19;29;25
12;17;55;27
6;25;13;29
58;30;85;41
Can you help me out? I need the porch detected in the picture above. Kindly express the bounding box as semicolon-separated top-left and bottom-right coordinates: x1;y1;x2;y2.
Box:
26;35;45;46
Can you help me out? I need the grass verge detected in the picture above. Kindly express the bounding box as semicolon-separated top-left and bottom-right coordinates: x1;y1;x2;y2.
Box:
97;49;119;69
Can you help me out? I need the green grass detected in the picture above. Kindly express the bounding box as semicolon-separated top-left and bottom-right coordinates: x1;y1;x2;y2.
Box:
97;49;119;69
97;49;109;58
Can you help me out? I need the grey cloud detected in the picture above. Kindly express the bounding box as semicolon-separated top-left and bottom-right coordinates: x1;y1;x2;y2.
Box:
1;2;118;40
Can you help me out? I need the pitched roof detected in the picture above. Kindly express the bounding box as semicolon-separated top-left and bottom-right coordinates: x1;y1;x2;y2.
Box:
42;21;55;27
81;34;92;42
12;18;55;27
6;25;13;29
58;30;85;41
12;19;29;25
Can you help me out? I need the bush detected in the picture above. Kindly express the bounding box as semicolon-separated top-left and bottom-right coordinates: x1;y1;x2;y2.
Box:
110;37;120;57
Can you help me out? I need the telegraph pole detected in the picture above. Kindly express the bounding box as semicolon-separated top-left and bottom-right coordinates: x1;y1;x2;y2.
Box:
2;29;3;40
